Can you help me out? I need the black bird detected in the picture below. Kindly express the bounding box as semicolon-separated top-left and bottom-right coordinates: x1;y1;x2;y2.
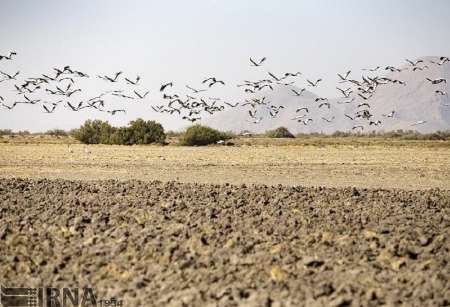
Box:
296;107;309;113
250;57;266;67
0;71;20;80
357;102;370;108
43;104;58;113
66;89;82;97
358;93;372;100
321;116;335;123
352;125;364;131
112;93;135;100
268;72;281;81
336;87;353;97
318;102;331;109
337;71;351;82
315;97;328;102
202;77;225;87
0;52;17;61
362;66;380;72
66;101;85;111
125;76;140;85
435;90;448;96
369;120;382;126
224;102;239;108
59;77;76;83
345;114;354;120
406;59;424;67
412;66;429;71
291;88;306;96
306;79;322;87
337;98;355;104
160;82;173;92
98;72;122;82
107;109;126;115
284;72;302;77
134;90;149;99
430;57;449;66
299;118;313;125
385;66;402;72
186;85;207;93
426;78;446;85
182;116;201;122
382;110;395;118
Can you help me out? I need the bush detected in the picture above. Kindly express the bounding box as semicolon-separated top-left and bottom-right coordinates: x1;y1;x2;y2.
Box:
46;129;68;137
180;125;232;146
265;127;295;138
0;129;13;136
126;119;166;145
72;119;166;145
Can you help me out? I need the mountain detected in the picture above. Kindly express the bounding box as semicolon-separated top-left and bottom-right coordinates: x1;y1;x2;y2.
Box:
203;56;450;133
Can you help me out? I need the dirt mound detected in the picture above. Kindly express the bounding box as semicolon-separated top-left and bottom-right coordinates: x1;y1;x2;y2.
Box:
1;178;449;306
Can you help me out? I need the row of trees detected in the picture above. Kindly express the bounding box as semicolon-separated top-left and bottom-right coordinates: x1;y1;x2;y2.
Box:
3;121;450;144
71;119;233;145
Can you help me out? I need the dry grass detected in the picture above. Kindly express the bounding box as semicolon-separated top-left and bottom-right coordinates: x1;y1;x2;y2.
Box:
0;135;449;189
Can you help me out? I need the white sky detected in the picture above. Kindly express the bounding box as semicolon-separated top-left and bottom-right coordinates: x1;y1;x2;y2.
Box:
1;0;449;131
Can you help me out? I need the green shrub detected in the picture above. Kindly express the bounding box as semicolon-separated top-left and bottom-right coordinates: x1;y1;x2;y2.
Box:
126;119;166;145
72;119;166;145
46;129;68;137
180;125;232;146
0;129;13;136
265;127;295;138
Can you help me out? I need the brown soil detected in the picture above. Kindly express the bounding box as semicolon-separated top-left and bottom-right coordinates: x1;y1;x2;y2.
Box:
1;178;449;306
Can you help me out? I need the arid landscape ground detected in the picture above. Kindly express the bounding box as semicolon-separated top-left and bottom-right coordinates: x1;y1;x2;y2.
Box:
1;136;450;306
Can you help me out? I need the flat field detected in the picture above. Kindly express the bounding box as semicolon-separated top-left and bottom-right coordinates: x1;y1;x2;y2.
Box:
0;135;449;189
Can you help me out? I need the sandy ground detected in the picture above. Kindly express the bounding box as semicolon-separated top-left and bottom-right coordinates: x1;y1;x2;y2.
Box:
1;179;449;306
0;142;449;189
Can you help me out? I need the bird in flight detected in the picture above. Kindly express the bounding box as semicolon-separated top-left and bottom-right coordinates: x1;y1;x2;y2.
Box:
426;78;446;85
435;90;448;96
43;104;58;113
406;59;424;67
202;77;225;87
362;66;380;72
321;116;335;123
306;79;322;87
98;72;122;83
0;51;17;61
250;57;266;67
382;110;395;118
224;102;239;108
291;88;306;96
186;85;207;93
160;82;173;92
125;76;140;85
337;98;355;104
107;109;126;115
134;90;149;99
337;71;351;82
412;66;429;72
0;71;20;81
411;120;427;126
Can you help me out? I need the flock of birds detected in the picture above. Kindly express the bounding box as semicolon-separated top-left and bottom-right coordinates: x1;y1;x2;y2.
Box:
0;51;449;131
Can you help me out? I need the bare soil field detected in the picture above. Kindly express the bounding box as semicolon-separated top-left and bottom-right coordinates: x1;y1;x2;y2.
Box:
0;136;449;189
0;137;449;306
1;178;449;306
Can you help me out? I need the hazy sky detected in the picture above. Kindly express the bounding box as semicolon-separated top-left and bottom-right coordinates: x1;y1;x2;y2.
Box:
1;0;449;132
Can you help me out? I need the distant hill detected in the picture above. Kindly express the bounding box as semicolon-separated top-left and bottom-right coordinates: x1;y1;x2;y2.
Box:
203;56;450;133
